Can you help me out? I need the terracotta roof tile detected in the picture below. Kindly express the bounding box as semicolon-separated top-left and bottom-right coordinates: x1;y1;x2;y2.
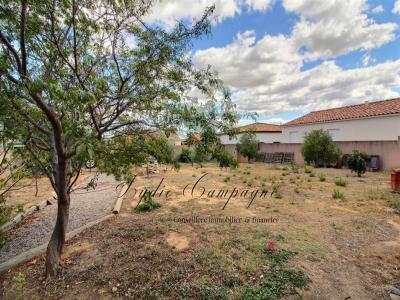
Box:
236;122;282;133
285;98;400;126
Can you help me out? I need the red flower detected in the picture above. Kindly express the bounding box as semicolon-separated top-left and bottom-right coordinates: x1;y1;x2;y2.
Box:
267;241;275;250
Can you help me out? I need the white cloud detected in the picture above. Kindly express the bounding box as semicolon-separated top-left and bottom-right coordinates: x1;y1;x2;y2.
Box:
361;52;376;66
393;0;400;14
283;0;397;60
261;117;291;125
245;0;275;11
194;32;400;115
371;5;384;14
144;0;274;28
195;31;303;88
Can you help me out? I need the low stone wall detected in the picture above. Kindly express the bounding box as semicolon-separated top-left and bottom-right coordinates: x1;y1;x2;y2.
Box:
225;140;400;170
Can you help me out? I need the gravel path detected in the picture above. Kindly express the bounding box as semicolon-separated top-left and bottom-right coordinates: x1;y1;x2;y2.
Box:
0;173;121;264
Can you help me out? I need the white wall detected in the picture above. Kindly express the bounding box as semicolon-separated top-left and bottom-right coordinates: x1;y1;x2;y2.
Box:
220;132;282;144
282;114;400;143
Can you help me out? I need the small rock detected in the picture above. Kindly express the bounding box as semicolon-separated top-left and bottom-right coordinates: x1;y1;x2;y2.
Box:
112;287;118;293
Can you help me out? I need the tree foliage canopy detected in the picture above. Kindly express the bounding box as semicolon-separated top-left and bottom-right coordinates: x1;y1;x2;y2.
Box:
301;129;341;166
0;0;238;276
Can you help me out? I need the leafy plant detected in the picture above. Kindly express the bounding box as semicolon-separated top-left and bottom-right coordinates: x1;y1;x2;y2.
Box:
178;148;192;163
236;132;259;163
272;183;283;199
242;244;309;300
134;192;161;213
304;166;313;174
334;177;347;187
318;173;326;182
223;176;231;182
301;129;341;166
332;188;345;200
213;147;238;170
347;150;370;177
309;170;316;177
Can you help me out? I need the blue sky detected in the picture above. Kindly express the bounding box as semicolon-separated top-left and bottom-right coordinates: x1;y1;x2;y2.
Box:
147;0;400;125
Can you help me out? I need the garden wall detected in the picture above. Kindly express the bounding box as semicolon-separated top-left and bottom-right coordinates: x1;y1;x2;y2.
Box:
225;140;400;170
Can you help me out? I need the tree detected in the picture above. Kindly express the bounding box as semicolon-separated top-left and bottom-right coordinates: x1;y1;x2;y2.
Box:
347;150;370;177
213;146;238;170
0;1;237;276
236;132;258;163
301;129;341;167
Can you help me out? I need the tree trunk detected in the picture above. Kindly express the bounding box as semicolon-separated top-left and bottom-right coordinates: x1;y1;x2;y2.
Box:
45;191;70;277
45;136;70;278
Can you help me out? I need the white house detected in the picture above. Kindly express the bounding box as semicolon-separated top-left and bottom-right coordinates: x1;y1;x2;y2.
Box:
219;122;282;144
282;98;400;143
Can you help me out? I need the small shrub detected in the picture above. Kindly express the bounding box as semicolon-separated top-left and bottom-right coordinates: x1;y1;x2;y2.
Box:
247;179;253;187
282;166;289;171
332;188;344;200
334;177;347;187
178;148;192;163
304;166;313;174
291;163;299;173
223;176;231;182
309;171;316;177
272;183;283;199
282;171;289;176
134;192;161;213
294;186;300;193
347;150;370;177
318;173;326;182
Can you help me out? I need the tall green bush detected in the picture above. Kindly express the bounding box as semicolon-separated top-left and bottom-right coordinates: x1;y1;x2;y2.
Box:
301;129;341;167
236;132;259;163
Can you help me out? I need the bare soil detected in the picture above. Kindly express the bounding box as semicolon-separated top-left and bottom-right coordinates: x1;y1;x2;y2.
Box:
0;163;399;299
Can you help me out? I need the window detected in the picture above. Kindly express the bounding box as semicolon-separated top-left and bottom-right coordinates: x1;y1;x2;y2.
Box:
327;129;340;141
289;131;300;143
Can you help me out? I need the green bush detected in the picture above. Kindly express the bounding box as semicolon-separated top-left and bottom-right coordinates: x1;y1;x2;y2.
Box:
301;129;341;166
309;171;316;177
347;150;370;177
332;188;344;199
223;176;231;182
318;173;326;182
334;177;347;187
134;192;161;213
214;148;238;170
236;132;259;163
178;148;192;163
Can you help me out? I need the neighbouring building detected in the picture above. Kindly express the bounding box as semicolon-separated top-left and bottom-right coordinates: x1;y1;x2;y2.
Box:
219;122;282;145
282;98;400;143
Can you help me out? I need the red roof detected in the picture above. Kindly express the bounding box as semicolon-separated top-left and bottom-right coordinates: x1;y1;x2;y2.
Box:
237;122;282;132
285;98;400;126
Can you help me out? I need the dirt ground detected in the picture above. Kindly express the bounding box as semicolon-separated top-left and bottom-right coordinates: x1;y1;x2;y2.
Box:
0;163;399;299
4;170;93;217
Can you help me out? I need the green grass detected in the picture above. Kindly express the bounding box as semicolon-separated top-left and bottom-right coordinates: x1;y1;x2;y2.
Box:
334;177;347;187
223;176;231;182
318;173;326;182
332;188;345;200
304;166;313;174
